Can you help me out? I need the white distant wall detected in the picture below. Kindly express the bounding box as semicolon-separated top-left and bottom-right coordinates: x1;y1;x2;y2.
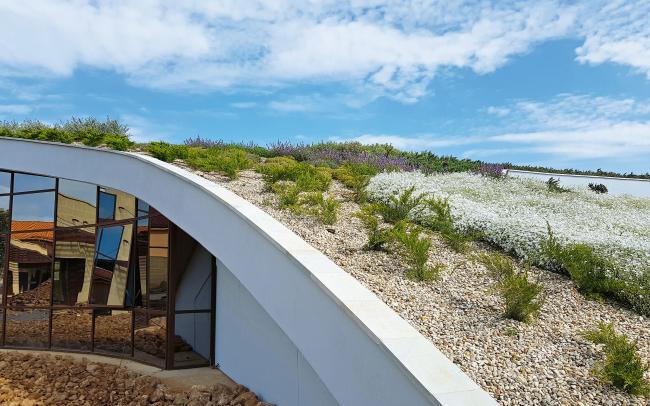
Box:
216;258;338;406
508;169;650;198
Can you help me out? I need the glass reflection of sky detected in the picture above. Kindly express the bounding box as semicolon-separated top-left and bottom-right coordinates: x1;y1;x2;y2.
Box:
13;173;55;193
0;195;9;232
96;226;124;261
58;179;97;206
98;192;116;220
0;172;10;194
11;192;55;223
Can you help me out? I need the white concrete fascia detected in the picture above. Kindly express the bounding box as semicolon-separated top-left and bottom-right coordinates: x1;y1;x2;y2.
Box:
0;137;497;406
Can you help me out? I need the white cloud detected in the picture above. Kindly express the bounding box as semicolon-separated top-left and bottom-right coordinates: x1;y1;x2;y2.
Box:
484;94;650;160
0;104;32;115
332;133;483;150
576;0;650;78
230;102;257;109
339;94;650;162
486;106;511;117
0;0;579;101
1;1;649;102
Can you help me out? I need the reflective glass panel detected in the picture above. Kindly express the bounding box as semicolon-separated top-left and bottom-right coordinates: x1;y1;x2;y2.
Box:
137;200;149;221
136;216;149;308
0;195;8;233
0;171;10;194
54;227;96;306
90;224;133;305
11;192;56;228
52;309;92;351
7;231;53;306
149;214;168;311
103;188;136;221
0;237;5;305
173;312;210;368
57;179;97;227
134;311;166;367
5;308;49;348
94;309;132;356
13;173;55;193
98;191;116;221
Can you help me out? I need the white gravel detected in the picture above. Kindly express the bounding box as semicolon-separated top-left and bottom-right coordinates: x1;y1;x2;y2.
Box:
175;163;650;406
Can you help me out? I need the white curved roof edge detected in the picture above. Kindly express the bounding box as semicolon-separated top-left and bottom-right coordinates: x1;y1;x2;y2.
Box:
0;137;497;405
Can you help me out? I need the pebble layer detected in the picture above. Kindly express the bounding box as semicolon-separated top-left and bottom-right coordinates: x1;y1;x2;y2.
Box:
0;352;272;406
178;165;650;406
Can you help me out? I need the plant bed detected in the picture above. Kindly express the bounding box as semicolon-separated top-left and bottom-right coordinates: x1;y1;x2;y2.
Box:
173;163;650;406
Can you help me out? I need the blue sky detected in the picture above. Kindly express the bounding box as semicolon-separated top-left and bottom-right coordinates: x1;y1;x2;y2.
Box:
1;1;649;173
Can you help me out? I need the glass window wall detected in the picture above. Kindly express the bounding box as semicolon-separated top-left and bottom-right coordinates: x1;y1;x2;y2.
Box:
0;169;214;369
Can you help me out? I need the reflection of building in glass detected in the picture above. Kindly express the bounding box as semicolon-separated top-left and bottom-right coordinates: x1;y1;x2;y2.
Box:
0;171;214;370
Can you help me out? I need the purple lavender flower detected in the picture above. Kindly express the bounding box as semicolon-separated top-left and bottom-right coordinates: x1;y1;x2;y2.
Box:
184;136;225;148
476;163;505;178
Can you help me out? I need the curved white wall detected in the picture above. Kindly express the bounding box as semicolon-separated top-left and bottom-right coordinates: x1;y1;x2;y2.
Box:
0;138;497;406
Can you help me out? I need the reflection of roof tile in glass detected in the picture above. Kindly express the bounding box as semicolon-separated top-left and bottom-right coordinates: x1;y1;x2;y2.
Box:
10;221;54;241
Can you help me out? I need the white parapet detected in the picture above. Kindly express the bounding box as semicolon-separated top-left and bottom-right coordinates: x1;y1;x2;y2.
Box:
0;137;497;406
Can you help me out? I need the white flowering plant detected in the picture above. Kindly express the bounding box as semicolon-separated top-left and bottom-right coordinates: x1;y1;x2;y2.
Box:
367;172;650;277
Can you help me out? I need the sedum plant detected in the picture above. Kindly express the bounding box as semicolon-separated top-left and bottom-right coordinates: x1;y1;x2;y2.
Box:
582;322;650;397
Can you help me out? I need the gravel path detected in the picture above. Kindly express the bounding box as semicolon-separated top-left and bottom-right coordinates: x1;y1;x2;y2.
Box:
179;164;650;406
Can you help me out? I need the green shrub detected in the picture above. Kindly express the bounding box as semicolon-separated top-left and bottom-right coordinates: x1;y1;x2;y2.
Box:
104;134;134;151
582;322;650;396
147;142;189;162
333;163;377;203
560;243;625;300
271;184;338;224
272;183;301;209
0;118;134;150
546;177;570;193
498;268;544;322
318;196;339;225
535;223;567;274
588;182;608;194
620;270;650;316
377;186;425;224
477;252;544;322
79;128;106;147
391;221;442;281
185;147;252;179
355;205;391;250
421;196;475;252
257;157;331;192
536;224;649;315
475;252;516;279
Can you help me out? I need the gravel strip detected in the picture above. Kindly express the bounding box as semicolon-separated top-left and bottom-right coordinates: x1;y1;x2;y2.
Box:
174;164;650;406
